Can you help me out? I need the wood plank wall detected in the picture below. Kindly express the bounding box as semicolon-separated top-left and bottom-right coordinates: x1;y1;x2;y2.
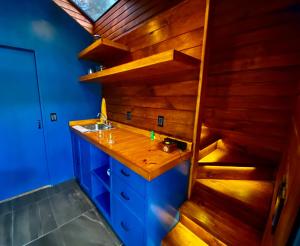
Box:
53;0;93;33
93;0;182;41
262;80;300;245
103;0;206;140
204;0;300;161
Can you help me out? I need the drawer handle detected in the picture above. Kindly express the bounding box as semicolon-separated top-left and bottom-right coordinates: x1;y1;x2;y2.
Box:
120;191;130;201
120;169;130;177
121;221;129;232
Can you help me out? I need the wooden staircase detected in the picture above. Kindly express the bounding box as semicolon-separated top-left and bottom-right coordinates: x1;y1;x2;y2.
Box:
163;138;275;245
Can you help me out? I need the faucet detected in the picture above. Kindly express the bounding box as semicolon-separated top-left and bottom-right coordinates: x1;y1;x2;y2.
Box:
97;112;110;126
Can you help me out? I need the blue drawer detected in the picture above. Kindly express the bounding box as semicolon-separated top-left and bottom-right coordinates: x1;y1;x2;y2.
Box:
111;158;146;197
112;197;144;246
112;175;145;221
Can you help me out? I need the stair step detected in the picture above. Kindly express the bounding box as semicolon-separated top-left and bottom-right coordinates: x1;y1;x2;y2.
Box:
180;201;261;245
198;140;218;160
199;127;220;150
197;165;275;180
181;214;226;246
192;179;273;229
162;222;208;246
199;147;275;166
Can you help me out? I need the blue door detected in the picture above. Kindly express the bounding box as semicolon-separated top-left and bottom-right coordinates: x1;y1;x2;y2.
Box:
0;46;49;201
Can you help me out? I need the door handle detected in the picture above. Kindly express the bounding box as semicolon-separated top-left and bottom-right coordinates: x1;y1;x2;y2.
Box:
120;169;130;177
120;191;130;201
121;221;129;232
37;120;42;129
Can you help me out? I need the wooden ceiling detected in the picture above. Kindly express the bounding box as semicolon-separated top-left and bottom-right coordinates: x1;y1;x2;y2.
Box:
53;0;182;38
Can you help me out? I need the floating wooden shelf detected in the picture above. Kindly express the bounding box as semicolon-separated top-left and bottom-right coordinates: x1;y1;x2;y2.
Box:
80;49;200;84
78;38;130;63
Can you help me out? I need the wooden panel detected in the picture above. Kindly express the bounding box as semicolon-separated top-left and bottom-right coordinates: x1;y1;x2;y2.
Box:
162;222;208;246
101;0;206;140
262;92;300;246
70;121;192;181
52;0;93;33
80;50;200;84
204;0;300;160
78;38;130;65
94;0;182;40
180;201;261;245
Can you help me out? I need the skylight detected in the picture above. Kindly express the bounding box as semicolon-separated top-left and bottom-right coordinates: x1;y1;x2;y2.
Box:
71;0;118;22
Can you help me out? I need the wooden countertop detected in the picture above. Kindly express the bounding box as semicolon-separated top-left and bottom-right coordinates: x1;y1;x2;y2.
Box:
70;120;192;181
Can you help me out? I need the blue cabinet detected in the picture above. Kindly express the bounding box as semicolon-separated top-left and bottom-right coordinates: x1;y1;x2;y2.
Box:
71;133;190;246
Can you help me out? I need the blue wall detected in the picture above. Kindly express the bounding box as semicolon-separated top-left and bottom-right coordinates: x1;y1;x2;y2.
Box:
0;0;100;186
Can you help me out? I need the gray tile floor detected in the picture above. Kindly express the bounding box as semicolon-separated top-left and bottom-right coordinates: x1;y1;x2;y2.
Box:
0;180;122;246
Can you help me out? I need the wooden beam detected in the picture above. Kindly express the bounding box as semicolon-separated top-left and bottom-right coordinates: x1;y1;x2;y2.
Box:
188;0;212;198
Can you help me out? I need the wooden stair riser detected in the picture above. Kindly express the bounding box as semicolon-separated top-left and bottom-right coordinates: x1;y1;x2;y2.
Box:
198;140;219;159
197;165;275;180
199;132;220;150
180;214;226;246
200;160;277;168
192;181;269;230
162;222;208;246
198;142;278;168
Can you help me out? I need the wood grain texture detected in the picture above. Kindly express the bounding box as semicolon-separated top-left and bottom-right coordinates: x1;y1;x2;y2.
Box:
78;38;130;65
94;0;182;41
204;0;300;161
52;0;93;33
70;120;192;181
192;179;274;230
180;201;261;245
262;91;300;246
197;165;275;181
180;215;226;246
69;118;193;150
80;49;200;85
102;0;206;140
162;222;208;246
188;0;211;198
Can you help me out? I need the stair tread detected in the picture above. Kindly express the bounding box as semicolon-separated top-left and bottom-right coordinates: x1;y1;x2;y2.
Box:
195;179;273;216
162;222;208;246
181;201;261;245
181;214;226;246
197;165;275;180
199;148;273;166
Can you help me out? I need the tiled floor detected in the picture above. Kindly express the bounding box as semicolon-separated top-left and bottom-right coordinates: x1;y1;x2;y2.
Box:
0;180;122;246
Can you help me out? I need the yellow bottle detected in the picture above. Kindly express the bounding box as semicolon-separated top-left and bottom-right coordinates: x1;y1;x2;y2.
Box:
99;97;107;124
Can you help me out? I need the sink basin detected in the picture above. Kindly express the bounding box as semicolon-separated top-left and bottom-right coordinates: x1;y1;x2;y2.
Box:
82;123;112;132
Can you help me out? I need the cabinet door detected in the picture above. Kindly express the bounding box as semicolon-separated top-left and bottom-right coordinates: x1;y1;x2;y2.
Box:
112;196;144;246
78;138;92;194
71;133;81;181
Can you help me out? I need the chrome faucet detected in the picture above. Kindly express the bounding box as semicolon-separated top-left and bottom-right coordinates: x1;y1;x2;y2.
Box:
97;112;110;126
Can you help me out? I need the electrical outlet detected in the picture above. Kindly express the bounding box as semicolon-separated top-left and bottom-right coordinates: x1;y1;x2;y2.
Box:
50;113;57;122
126;111;131;120
158;115;164;127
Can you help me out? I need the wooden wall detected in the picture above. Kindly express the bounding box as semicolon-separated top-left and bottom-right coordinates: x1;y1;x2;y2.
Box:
204;0;300;161
53;0;93;33
103;0;206;140
94;0;182;41
102;0;299;162
262;82;300;246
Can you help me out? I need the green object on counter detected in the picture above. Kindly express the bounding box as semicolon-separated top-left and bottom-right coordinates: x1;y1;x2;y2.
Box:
150;130;155;141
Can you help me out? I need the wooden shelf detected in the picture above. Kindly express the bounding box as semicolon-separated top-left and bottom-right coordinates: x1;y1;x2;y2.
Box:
79;49;200;84
78;38;130;63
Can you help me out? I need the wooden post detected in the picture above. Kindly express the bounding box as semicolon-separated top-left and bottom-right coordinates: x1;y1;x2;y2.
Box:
188;0;212;198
